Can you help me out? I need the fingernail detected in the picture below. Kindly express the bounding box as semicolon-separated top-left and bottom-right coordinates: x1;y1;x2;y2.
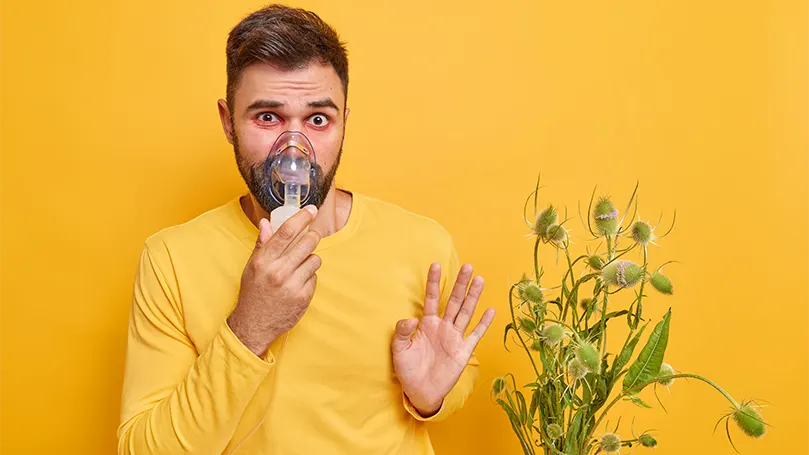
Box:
305;205;318;216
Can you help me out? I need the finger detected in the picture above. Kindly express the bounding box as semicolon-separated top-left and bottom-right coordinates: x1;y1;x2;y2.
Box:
281;230;322;271
291;253;322;286
254;218;273;250
442;264;473;323
464;307;495;351
391;317;419;353
423;263;441;316
453;275;485;331
302;269;318;295
262;205;318;260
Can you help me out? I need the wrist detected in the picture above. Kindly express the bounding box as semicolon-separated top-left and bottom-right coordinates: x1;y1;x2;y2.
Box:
406;393;443;418
227;311;274;358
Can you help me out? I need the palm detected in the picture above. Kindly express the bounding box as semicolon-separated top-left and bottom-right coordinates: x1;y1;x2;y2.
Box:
391;263;496;415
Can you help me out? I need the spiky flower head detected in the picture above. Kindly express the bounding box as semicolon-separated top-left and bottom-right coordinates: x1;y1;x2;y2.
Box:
650;272;673;295
587;254;605;270
580;297;597;313
520;282;544;304
630;220;653;245
492;376;506;395
657;362;675;387
575;341;601;373
601;260;644;288
733;401;767;438
599;433;622;453
593;197;619;235
638;433;658;448
534;205;558;238
566;358;589;380
546;423;564;441
541;323;565;346
546;224;568;243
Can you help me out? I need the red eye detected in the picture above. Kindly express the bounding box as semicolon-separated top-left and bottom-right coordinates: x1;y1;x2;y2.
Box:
307;114;329;127
258;113;279;123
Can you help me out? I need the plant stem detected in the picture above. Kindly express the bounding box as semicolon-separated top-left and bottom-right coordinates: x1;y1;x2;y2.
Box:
597;235;613;355
509;286;541;378
632;246;649;328
534;236;541;282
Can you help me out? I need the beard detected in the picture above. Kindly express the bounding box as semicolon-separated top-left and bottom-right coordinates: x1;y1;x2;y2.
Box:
233;128;343;215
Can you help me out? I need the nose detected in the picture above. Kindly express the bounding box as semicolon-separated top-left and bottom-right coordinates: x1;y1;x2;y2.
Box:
285;119;305;132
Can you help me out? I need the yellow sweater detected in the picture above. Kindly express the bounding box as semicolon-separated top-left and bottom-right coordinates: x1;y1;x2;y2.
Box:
118;191;478;455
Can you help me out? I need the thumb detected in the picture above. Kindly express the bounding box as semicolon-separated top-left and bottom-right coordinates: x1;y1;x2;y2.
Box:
255;218;272;250
391;318;419;353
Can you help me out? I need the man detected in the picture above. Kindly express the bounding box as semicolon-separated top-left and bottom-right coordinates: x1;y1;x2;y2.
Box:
117;5;495;454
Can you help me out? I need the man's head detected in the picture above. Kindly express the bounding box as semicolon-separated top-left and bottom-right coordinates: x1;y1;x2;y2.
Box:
217;5;349;213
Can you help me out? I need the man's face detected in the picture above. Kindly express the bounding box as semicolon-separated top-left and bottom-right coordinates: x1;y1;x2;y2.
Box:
218;62;348;213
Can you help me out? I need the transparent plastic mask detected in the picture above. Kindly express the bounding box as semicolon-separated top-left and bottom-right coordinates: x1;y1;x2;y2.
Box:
264;131;318;207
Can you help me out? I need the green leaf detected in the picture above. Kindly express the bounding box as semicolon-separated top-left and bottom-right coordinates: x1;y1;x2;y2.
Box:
503;322;515;352
581;374;594;404
565;412;584;453
498;399;533;455
538;345;556;372
623;309;672;393
625;395;653;408
594;374;608;405
515;390;528;425
610;322;649;383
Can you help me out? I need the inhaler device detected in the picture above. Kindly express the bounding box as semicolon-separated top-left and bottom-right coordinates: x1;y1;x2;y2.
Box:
265;131;318;232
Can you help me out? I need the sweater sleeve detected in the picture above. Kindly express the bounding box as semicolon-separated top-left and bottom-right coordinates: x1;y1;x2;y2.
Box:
117;244;273;454
403;235;479;422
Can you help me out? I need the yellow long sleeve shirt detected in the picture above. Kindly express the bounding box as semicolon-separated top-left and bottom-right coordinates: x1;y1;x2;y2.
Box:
117;191;478;455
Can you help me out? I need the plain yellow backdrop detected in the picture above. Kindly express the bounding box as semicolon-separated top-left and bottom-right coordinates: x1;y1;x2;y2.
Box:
1;0;807;453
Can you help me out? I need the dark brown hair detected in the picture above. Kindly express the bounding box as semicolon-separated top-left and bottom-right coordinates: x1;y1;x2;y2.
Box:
225;4;349;113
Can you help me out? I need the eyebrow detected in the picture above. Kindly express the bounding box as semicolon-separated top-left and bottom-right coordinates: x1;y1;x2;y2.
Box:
245;98;340;112
307;98;339;111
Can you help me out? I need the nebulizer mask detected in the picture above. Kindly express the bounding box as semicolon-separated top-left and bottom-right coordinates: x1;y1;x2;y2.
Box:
264;131;318;232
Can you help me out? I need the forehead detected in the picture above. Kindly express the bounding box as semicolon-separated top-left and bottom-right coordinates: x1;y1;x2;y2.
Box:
234;61;345;110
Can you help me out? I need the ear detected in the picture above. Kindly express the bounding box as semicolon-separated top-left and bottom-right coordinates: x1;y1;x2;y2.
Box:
344;106;350;124
217;99;234;145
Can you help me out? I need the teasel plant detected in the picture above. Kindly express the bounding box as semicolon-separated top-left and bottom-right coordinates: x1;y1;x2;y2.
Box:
493;176;769;455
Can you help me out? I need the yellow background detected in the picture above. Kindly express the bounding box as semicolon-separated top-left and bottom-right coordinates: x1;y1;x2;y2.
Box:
1;0;806;453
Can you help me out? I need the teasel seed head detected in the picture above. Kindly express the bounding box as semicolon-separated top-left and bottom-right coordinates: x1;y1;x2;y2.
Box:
575;341;601;373
638;433;658;448
541;323;565;346
599;433;622;453
602;260;644;288
733;401;767;438
534;205;558;238
630;220;653;245
587;254;605;270
650;272;673;295
546;423;564;441
593;197;619;235
657;362;676;387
